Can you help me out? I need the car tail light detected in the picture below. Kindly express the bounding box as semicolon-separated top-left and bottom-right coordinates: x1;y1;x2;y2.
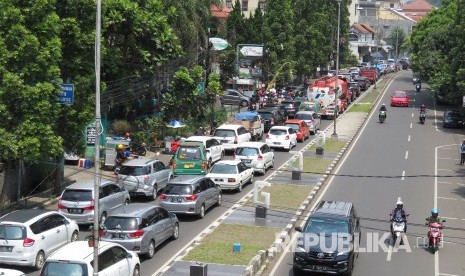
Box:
185;194;198;201
160;194;167;200
271;118;275;124
234;137;238;144
228;178;236;183
257;154;263;160
201;160;207;170
129;229;144;238
144;176;149;184
266;134;270;139
58;198;66;209
83;199;95;211
285;135;290;140
23;238;35;247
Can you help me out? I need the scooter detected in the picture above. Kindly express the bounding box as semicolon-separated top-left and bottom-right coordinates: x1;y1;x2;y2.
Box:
419;111;426;124
426;220;445;253
379;110;386;123
416;84;421;92
391;217;407;245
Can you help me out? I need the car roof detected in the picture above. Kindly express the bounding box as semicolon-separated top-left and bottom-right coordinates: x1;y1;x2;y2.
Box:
108;203;157;218
217;124;241;130
393;90;406;94
237;141;266;148
168;175;204;184
65;179;115;190
312;201;352;217
179;141;203;147
214;160;241;165
284;119;304;124
123;158;159;166
258;109;276;113
0;209;53;224
296;111;315;115
46;241;116;261
185;136;212;143
269;126;290;130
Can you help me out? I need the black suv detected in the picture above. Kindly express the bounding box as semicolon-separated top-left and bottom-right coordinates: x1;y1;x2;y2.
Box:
280;100;301;118
294;201;360;276
257;109;285;132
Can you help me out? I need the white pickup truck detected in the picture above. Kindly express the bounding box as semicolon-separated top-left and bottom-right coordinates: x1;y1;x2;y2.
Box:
234;111;265;141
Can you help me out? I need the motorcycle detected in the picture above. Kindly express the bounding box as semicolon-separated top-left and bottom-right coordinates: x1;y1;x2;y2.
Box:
391;217;407;245
131;142;147;156
416;84;421;92
426;220;445;253
419;111;426;124
379;110;387;123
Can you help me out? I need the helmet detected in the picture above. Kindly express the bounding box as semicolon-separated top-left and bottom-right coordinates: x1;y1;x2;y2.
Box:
431;208;439;217
421;104;425;108
396;199;403;208
117;144;124;150
382;103;386;106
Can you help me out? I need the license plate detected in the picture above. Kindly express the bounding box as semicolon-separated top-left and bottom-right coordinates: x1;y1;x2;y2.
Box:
241;159;251;163
184;163;194;169
170;198;183;203
111;233;126;239
273;142;280;145
313;265;326;271
0;246;12;252
222;140;229;143
68;208;81;214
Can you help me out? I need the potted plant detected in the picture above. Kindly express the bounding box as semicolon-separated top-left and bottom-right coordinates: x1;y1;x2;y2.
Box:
85;223;106;247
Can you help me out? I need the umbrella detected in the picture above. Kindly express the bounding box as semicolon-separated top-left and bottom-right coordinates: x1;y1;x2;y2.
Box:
166;120;185;128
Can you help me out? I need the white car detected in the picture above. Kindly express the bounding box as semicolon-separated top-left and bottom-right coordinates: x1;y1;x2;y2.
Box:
206;160;254;192
0;209;79;270
0;268;25;275
212;124;251;151
234;142;274;175
40;241;140;276
294;111;321;134
265;126;298;151
185;136;225;167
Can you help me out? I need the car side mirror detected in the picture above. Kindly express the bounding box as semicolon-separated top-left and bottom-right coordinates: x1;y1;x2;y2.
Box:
295;226;303;232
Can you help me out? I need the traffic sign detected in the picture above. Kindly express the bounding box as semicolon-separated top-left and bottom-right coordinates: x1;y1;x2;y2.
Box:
58;84;74;105
196;81;205;95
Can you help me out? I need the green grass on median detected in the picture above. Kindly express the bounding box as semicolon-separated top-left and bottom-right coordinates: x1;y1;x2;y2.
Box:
347;103;371;113
183;224;279;265
245;183;312;210
308;139;346;153
298;157;333;174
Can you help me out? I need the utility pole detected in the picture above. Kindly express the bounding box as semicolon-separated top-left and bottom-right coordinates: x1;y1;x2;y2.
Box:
332;0;341;139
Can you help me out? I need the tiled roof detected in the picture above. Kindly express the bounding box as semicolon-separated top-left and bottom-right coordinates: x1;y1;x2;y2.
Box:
402;0;433;12
360;23;377;34
211;4;230;19
352;23;376;34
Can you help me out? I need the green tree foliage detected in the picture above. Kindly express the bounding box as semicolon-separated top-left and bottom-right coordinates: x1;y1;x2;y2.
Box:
245;8;264;44
218;50;237;87
226;0;248;47
388;28;406;59
0;0;63;161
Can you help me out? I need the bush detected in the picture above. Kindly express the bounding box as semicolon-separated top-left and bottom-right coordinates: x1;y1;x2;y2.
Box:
110;120;132;135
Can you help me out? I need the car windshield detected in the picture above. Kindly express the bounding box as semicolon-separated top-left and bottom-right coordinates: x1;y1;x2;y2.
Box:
0;225;26;240
281;102;295;108
304;218;349;234
393;92;406;98
269;129;287;136
213;129;235;137
285;124;300;131
119;166;149;176
177;146;202;160
105;216;139;231
41;262;88;276
209;164;237;174
164;184;193;195
61;189;93;202
258;112;273;119
349;83;357;88
445;111;461;117
300;103;315;111
236;147;259;156
295;113;312;120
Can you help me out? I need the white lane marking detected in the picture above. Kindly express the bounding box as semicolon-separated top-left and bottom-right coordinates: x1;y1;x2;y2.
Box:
442;217;458;220
438;181;465;186
439;273;463;276
410;122;413;128
437;196;457;201
405;151;409;160
401;171;405;180
411;112;414;117
438;181;451;184
438;157;454;160
438;169;454;172
408;135;411;142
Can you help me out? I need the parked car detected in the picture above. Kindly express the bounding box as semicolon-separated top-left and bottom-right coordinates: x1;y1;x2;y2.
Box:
117;158;173;200
257;109;286;132
234;142;274;175
0;209;79;270
185;136;225;168
443;110;464;128
280;100;301;118
206;160;254;192
40;241;140;276
58;179;130;224
294;111;321;134
220;89;250;107
211;124;251;152
265;126;298;151
101;203;179;259
172;141;208;176
284;119;311;142
294;201;360;275
390;90;409;107
159;175;222;219
0;269;25;276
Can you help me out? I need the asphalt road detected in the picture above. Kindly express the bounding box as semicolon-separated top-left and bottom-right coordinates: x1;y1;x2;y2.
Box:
266;71;465;276
15;105;338;276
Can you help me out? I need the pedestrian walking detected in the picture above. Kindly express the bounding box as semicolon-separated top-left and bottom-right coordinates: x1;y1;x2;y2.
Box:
459;139;465;165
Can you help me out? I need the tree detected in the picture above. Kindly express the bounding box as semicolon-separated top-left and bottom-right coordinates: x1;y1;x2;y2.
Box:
388;28;406;60
226;0;248;47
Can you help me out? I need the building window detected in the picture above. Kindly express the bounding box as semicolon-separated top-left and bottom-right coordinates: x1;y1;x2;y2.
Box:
367;8;376;16
226;0;232;9
242;0;248;11
390;3;395;8
259;1;265;12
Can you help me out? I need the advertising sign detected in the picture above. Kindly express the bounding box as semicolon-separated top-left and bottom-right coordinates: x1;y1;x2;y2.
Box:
239;46;263;57
86;126;97;145
58;84;74;105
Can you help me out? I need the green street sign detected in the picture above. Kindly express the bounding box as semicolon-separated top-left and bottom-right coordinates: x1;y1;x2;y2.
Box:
196;81;205;95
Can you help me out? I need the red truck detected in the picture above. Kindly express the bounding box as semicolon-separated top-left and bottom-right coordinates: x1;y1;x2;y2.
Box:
360;68;377;84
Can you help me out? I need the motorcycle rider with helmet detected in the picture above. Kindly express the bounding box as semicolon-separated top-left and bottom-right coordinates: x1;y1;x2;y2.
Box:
426;208;444;224
390;199;409;235
420;104;426;113
379;103;387;119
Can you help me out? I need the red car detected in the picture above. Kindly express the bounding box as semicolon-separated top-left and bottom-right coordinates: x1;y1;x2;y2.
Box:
391;90;409;107
284;119;310;142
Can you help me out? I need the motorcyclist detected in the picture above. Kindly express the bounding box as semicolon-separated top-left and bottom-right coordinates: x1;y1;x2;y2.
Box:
390;199;409;234
115;144;127;172
420;104;426;113
426;208;444;225
379;103;387;118
210;121;218;136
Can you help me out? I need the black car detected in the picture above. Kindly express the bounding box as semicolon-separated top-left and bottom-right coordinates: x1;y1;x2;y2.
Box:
261;103;288;117
280;100;301;118
257;109;286;132
294;201;360;276
443;110;464;128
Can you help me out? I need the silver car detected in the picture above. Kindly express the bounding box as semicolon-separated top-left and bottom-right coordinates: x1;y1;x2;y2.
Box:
101;203;179;259
159;175;222;219
294;111;321;134
58;180;131;224
0;209;79;270
117;158;173;200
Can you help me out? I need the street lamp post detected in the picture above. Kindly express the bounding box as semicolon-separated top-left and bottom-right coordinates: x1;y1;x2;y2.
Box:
332;0;341;139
